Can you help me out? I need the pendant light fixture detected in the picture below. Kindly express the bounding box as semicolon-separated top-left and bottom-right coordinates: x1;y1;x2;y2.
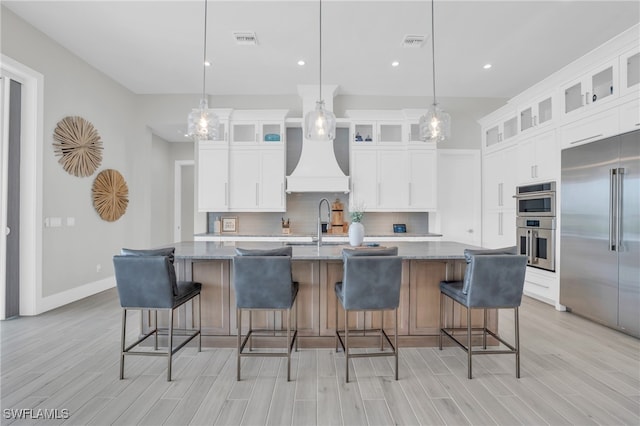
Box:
419;0;451;143
187;0;219;141
304;0;336;141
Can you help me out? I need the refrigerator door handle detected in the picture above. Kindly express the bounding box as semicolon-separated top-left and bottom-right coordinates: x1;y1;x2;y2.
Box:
617;168;624;251
609;168;617;251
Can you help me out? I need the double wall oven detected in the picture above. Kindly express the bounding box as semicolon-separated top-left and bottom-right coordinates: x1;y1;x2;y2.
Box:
514;182;556;272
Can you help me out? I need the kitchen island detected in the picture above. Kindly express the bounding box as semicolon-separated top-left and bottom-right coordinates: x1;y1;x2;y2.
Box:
168;241;495;347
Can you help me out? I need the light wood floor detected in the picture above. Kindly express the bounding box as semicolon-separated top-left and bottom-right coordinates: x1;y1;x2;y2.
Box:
1;289;639;426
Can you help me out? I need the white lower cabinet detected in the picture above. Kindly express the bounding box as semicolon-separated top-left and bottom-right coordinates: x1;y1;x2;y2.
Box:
229;148;285;211
350;147;436;212
523;267;558;306
197;144;229;212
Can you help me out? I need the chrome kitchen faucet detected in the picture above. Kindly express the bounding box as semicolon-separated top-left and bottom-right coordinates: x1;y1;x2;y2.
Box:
317;198;331;248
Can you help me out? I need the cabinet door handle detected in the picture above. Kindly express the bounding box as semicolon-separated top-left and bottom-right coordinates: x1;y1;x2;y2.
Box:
498;212;503;236
533;115;537;126
498;183;503;207
585;91;590;105
408;182;412;205
570;134;603;145
256;183;259;206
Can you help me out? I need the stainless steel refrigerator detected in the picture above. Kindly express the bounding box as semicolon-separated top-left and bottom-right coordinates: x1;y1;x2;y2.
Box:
560;130;639;337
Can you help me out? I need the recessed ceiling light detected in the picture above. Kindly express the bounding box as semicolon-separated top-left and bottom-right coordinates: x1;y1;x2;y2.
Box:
391;61;400;67
483;63;492;69
297;60;305;66
204;60;211;67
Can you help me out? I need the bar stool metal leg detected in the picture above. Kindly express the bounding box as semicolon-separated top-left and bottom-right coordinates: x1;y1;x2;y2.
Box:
439;292;444;350
483;309;488;349
380;310;384;350
395;307;399;380
345;310;350;383
120;309;127;380
335;294;339;352
168;308;174;382
287;307;292;381
154;310;158;350
237;308;242;381
515;307;520;378
467;308;472;379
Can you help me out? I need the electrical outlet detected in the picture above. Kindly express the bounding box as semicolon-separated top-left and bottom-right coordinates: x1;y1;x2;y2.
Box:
96;264;102;273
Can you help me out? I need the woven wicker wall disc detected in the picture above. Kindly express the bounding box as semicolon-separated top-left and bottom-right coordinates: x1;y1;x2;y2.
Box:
53;116;103;177
92;169;129;222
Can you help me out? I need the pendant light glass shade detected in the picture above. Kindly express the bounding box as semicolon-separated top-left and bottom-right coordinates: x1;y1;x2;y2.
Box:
187;0;219;141
305;100;336;141
420;0;450;143
304;0;336;142
419;103;450;142
188;98;219;141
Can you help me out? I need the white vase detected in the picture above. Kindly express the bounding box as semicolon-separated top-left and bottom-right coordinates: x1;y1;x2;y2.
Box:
349;222;365;247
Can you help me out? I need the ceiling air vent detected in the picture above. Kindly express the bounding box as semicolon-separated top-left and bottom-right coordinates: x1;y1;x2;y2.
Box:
401;34;427;48
233;32;258;45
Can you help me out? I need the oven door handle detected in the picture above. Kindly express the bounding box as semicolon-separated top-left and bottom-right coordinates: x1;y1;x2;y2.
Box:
513;191;555;199
525;230;531;264
530;230;538;264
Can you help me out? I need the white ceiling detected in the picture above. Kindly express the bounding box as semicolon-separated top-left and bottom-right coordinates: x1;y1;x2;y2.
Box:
3;1;639;141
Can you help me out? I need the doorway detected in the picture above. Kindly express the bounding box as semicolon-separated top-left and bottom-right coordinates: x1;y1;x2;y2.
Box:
174;160;195;242
1;76;22;318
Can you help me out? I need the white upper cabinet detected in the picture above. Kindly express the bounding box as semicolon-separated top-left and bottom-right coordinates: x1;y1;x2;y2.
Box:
350;146;437;212
516;130;558;184
197;144;229;212
230;110;287;145
352;121;404;145
228;147;285;212
350;149;378;209
620;48;640;98
482;112;518;150
561;58;618;119
518;93;554;134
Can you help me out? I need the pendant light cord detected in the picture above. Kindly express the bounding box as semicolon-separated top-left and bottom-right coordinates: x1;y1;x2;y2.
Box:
319;0;323;102
431;0;437;106
201;0;208;102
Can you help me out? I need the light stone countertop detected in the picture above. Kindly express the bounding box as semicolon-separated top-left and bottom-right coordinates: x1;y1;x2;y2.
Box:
193;232;443;243
172;240;480;261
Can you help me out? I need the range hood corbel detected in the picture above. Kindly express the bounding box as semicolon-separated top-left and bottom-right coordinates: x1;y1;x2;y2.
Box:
286;85;350;193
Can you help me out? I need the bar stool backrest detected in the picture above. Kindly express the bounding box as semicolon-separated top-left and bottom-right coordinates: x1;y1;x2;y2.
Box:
113;255;176;309
464;254;527;308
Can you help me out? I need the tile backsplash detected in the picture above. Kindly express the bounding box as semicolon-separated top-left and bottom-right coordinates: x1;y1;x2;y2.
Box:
206;192;429;235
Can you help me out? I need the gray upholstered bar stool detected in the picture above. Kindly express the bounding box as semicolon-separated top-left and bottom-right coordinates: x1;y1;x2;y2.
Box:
233;246;298;381
113;247;201;381
335;247;402;382
439;247;526;379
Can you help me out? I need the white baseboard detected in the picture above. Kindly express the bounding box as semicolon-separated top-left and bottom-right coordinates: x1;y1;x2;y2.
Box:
35;276;116;315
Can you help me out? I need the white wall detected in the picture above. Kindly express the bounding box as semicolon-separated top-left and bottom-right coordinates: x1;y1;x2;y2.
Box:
2;7;139;299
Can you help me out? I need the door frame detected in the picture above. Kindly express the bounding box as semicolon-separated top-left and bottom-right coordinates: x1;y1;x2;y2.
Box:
174;160;194;242
1;55;44;318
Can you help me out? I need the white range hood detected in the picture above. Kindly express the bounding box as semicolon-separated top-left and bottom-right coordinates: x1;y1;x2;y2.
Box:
286;85;350;193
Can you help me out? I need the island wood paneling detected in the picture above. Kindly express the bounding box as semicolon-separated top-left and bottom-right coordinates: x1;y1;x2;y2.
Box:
179;257;497;347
